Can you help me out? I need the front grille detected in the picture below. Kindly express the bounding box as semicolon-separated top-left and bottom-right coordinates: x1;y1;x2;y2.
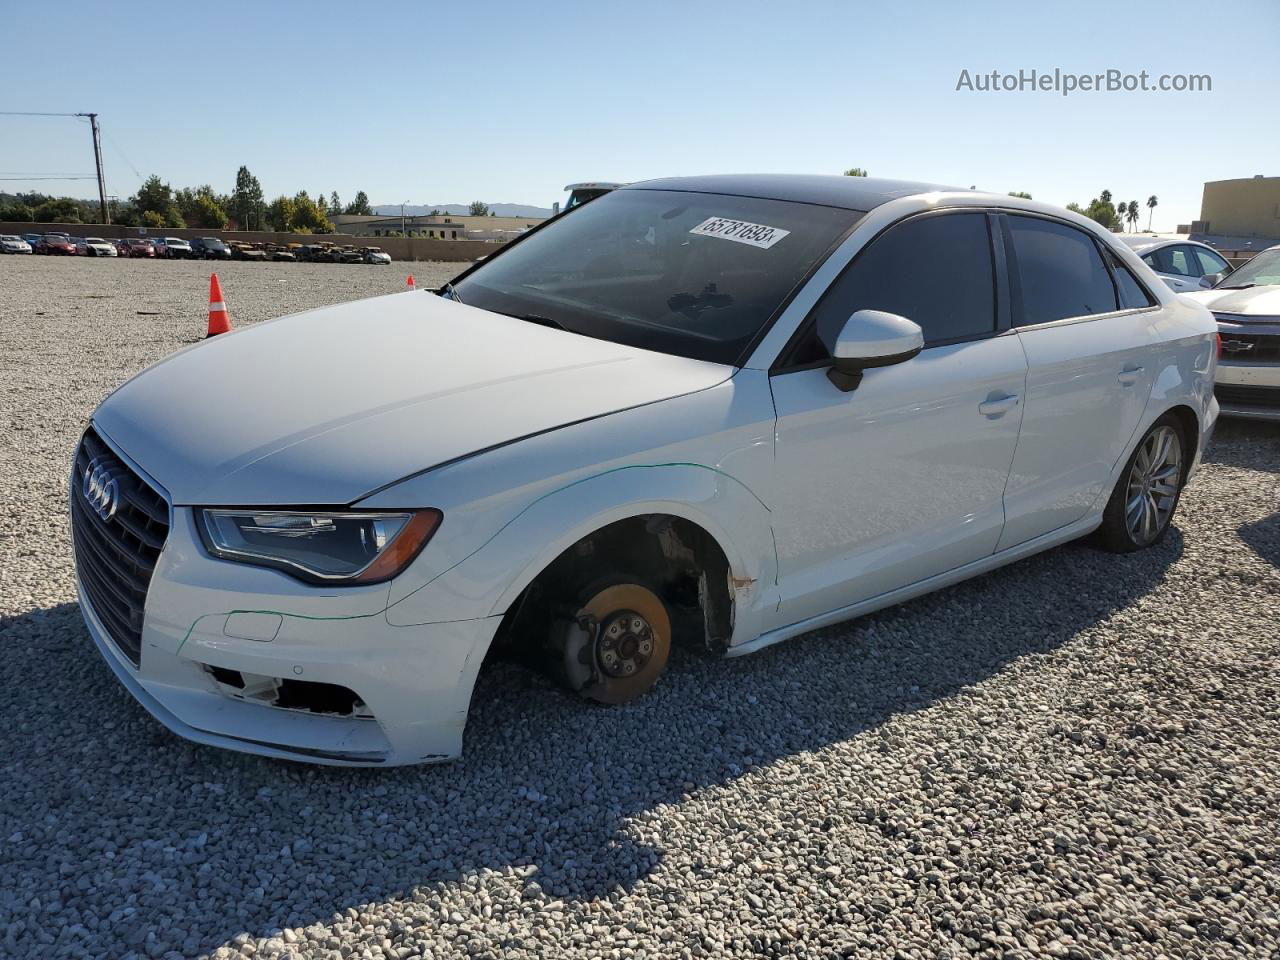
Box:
71;429;170;666
1219;333;1280;363
1215;384;1280;409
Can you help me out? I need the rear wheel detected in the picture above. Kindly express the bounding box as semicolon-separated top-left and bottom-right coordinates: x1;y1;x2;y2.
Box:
552;579;671;705
1098;414;1186;552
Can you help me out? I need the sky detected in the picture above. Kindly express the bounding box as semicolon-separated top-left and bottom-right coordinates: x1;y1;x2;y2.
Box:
2;0;1275;231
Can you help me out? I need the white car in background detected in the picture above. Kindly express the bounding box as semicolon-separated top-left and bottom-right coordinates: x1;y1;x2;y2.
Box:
0;234;32;253
153;237;193;259
73;175;1218;766
76;237;119;257
1119;236;1234;292
1181;244;1280;420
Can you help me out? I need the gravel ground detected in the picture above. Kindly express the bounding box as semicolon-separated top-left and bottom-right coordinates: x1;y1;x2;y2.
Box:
1;255;1278;959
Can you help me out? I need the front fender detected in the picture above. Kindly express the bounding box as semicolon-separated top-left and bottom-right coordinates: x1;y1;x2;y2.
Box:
383;461;777;638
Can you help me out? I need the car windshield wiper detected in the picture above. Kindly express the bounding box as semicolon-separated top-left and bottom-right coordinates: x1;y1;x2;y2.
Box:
438;281;464;303
1214;282;1257;290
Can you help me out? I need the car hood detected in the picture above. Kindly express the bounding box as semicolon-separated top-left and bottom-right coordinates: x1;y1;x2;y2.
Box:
94;291;733;505
1181;285;1280;317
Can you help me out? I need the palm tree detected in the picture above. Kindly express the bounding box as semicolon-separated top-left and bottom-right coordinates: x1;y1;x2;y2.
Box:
1126;201;1140;232
1146;195;1158;231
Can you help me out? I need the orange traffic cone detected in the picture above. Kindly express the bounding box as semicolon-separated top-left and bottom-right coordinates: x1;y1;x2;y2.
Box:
406;275;416;290
206;274;232;337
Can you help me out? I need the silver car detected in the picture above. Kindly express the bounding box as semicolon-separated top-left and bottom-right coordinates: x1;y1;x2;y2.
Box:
0;234;33;254
1119;236;1234;293
1182;245;1280;421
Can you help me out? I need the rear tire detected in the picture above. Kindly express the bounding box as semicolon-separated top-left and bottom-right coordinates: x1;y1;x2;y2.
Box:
551;578;671;705
1097;413;1187;553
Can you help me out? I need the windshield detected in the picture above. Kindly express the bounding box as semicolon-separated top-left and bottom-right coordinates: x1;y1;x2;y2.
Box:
1219;249;1280;288
455;189;861;364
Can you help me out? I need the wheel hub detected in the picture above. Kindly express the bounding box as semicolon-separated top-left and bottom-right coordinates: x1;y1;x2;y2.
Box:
1125;425;1181;544
595;609;655;678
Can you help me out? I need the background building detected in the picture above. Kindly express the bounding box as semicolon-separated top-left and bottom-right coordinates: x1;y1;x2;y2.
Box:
330;213;543;239
1196;176;1280;241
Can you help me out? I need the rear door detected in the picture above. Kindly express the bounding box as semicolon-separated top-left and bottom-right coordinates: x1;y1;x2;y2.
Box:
768;210;1027;625
997;214;1159;549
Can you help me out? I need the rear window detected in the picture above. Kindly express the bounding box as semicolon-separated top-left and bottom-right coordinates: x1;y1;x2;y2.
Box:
454;189;861;364
1006;216;1118;325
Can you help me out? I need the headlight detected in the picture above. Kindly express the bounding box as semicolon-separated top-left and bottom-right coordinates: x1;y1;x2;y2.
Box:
198;509;442;584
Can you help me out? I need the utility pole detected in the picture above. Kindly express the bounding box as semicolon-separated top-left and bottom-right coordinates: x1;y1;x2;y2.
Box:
79;112;109;225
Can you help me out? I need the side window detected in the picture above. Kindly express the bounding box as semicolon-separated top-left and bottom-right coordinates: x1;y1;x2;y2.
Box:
806;212;996;354
1006;215;1118;325
1193;247;1231;277
1107;251;1156;309
1155;246;1195;277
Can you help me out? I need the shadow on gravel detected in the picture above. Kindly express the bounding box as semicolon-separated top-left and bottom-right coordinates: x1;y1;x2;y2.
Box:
0;530;1183;956
1239;513;1280;568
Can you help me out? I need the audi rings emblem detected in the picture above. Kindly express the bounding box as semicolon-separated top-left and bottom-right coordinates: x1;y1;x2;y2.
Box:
83;458;121;522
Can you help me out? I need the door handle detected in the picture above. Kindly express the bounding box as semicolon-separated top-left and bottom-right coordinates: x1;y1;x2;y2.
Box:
1118;365;1144;386
978;394;1020;417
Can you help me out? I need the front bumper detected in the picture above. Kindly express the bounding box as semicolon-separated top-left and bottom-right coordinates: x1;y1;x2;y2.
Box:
76;493;501;766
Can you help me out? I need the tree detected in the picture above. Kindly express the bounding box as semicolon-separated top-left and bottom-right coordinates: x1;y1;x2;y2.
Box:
1068;191;1121;231
329;192;341;216
1146;195;1158;231
344;191;372;216
1;201;34;221
266;195;296;232
291;191;333;233
1008;191;1032;199
1100;189;1112;204
468;200;490;217
843;167;868;177
231;166;264;230
1125;201;1140;232
133;175;185;227
191;192;228;228
32;198;81;223
141;210;167;228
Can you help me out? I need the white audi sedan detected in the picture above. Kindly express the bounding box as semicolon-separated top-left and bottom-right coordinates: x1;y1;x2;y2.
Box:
73;175;1218;766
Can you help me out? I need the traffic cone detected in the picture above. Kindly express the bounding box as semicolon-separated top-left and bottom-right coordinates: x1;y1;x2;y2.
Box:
206;274;232;337
406;275;416;290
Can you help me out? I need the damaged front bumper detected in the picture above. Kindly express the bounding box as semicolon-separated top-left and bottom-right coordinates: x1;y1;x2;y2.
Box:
77;504;502;767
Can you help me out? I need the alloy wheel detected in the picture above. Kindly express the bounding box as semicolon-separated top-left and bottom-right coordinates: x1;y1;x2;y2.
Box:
1124;425;1182;545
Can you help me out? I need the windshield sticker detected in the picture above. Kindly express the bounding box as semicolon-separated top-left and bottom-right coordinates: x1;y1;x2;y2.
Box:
689;217;790;249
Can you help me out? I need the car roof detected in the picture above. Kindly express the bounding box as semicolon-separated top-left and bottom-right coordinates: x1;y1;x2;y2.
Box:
1117;235;1224;255
622;173;965;211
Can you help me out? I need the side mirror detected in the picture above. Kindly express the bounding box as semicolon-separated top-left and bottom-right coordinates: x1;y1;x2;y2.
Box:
1201;273;1224;289
825;310;924;392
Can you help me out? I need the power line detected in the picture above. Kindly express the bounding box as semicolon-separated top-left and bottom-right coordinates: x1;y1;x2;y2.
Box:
0;176;97;181
0;111;109;224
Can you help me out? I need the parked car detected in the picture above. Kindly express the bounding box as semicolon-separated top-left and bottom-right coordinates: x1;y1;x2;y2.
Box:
121;239;156;258
1119;237;1234;293
0;234;32;254
1181;245;1280;421
154;237;193;259
71;175;1217;766
37;234;76;255
338;246;364;264
229;241;267;262
76;237;119;257
564;181;625;210
22;232;43;248
190;237;232;260
362;246;392;264
265;243;296;262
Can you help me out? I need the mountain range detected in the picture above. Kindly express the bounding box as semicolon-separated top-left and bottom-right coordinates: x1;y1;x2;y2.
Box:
370;203;554;218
